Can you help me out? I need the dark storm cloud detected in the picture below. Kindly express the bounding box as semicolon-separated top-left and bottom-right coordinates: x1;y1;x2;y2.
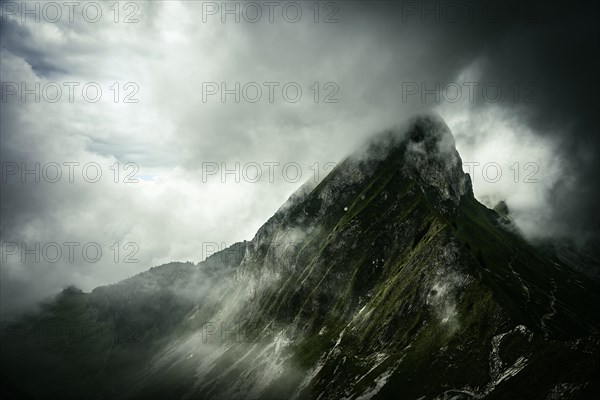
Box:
0;18;68;77
348;0;599;236
465;5;600;236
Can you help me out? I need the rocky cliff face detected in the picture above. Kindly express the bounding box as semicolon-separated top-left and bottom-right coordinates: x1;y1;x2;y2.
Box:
1;115;599;400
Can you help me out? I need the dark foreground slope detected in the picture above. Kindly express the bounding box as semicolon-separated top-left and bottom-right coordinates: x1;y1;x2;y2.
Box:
1;115;599;400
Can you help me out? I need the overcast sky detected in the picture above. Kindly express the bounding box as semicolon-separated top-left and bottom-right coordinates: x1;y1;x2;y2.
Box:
1;0;599;314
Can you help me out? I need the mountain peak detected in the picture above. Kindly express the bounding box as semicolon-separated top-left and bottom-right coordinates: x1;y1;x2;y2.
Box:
494;200;510;216
331;114;471;215
272;115;472;230
399;114;471;209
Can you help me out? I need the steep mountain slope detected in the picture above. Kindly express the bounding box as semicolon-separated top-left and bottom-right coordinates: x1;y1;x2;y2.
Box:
1;115;599;400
